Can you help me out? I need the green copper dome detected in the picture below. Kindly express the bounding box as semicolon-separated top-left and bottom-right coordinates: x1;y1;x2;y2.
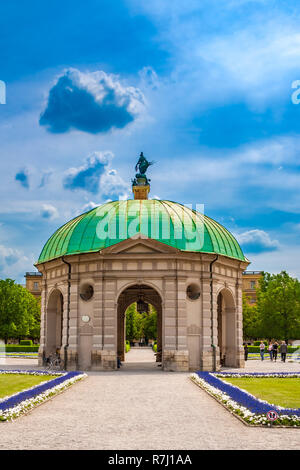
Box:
37;200;246;264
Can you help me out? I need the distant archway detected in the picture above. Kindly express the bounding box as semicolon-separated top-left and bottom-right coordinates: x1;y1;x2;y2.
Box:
46;289;63;357
117;284;162;367
217;288;236;367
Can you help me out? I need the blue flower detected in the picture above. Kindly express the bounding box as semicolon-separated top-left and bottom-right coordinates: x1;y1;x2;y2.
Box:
0;370;84;412
195;371;300;417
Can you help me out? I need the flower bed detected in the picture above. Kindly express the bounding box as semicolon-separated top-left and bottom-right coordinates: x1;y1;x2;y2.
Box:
0;369;87;421
191;372;300;427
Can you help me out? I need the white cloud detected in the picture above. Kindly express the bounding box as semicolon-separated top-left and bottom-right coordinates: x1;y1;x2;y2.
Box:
249;244;300;279
0;244;34;283
196;27;300;104
129;1;300;107
100;168;131;200
235;229;279;249
63;151;113;194
40;204;59;220
81;201;99;212
153;135;300;213
40;68;146;134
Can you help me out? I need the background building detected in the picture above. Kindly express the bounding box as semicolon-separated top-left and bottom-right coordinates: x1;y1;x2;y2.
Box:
242;271;263;304
24;272;43;298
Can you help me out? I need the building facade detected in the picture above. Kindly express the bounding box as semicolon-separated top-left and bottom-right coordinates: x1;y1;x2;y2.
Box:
24;272;43;298
242;271;263;304
35;158;250;372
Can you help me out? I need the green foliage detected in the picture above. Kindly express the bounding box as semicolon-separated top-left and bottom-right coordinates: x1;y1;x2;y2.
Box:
242;294;261;339
125;304;139;343
143;310;157;342
257;271;300;341
0;278;41;342
125;340;130;353
3;345;39;352
125;303;157;342
246;345;297;353
19;340;33;346
243;271;300;342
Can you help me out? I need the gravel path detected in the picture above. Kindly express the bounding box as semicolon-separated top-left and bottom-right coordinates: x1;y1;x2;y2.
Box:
0;349;300;450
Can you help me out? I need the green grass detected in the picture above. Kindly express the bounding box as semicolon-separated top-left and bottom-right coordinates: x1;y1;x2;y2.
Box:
222;377;300;409
0;374;58;399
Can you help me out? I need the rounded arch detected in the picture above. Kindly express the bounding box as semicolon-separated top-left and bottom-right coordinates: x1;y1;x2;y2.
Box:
46;288;64;358
116;280;163;305
117;283;163;365
216;286;236;308
217;287;237;367
47;286;64;305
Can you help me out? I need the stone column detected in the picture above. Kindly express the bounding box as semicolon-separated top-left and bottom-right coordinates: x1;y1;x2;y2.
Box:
102;278;117;369
156;304;162;362
235;279;245;368
224;306;237;367
199;276;220;371
91;276;117;370
91;275;104;370
65;280;79;370
163;274;189;372
117;302;125;361
38;277;47;366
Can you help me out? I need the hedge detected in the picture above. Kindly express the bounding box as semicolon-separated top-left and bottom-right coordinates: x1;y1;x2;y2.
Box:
125;340;130;353
246;346;298;353
253;341;268;346
19;340;33;346
0;345;39;353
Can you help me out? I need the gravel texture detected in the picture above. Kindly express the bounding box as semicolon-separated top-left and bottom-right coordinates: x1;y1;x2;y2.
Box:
0;348;300;450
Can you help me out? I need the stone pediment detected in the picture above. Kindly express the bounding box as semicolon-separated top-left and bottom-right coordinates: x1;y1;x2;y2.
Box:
101;236;180;255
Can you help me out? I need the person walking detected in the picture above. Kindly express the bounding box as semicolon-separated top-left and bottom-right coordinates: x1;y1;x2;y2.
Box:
259;341;265;361
280;341;287;363
244;343;248;361
268;341;273;361
273;341;278;362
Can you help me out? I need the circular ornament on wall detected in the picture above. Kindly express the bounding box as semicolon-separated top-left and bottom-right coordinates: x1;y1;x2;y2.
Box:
186;283;201;300
80;284;94;301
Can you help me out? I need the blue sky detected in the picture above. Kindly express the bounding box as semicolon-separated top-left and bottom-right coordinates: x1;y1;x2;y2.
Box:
0;0;300;282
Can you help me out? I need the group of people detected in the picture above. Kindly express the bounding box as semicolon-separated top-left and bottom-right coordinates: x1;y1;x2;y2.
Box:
244;340;289;362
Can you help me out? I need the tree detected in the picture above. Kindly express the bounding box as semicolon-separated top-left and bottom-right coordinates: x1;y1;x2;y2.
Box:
242;293;261;340
0;278;40;343
143;306;157;342
256;271;300;342
125;304;138;343
125;303;158;343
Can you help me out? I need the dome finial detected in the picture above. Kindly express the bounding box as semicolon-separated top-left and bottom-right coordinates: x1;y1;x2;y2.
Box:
132;152;154;199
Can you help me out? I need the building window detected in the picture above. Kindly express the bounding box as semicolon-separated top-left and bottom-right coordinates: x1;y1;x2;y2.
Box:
250;281;256;289
33;282;39;290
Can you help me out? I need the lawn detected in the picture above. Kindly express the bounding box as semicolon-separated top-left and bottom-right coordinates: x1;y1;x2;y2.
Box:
0;374;58;399
222;377;300;409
